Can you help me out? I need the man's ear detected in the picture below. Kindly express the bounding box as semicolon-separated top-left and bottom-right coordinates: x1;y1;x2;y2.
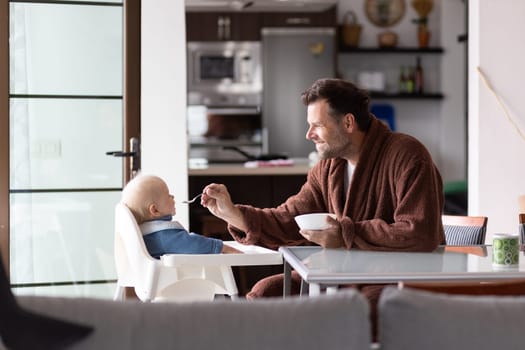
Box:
344;113;356;132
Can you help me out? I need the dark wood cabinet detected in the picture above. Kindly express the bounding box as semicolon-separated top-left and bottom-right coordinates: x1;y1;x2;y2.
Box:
188;174;306;296
186;12;261;41
231;13;262;40
188;174;306;235
186;6;336;42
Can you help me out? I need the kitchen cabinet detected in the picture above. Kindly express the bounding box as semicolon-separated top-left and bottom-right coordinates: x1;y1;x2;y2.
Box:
188;173;306;296
188;174;306;235
337;46;445;99
186;6;336;42
261;6;336;27
186;12;261;41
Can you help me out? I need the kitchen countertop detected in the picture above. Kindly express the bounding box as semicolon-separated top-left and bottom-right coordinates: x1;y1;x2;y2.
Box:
188;158;311;176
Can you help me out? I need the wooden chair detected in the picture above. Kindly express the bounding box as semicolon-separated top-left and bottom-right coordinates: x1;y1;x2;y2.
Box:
442;215;488;245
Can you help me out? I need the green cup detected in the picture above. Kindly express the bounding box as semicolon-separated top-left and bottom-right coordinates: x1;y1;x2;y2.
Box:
492;233;519;267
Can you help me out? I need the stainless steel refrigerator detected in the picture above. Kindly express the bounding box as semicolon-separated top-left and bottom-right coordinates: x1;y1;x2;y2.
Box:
262;27;335;158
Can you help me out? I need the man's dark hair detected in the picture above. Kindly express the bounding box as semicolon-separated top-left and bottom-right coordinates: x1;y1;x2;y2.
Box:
301;78;372;131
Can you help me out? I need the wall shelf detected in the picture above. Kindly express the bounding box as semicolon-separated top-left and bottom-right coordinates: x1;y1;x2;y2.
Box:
339;46;444;54
370;92;444;99
338;46;445;99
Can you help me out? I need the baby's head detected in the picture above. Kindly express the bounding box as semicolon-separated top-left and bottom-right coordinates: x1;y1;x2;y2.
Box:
121;174;175;224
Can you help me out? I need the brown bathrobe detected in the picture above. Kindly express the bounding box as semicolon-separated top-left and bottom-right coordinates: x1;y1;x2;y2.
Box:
228;116;445;250
227;116;445;338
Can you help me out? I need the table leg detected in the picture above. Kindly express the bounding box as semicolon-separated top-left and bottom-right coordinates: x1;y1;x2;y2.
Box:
309;283;321;296
299;279;309;297
283;260;291;298
326;286;338;294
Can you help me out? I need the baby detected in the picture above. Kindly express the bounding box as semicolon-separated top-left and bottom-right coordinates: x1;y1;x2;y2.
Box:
121;174;240;258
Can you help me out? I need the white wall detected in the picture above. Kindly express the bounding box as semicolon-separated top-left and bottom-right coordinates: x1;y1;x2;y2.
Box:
138;0;525;248
336;0;440;47
150;0;467;230
469;0;525;237
141;0;189;227
337;0;466;183
439;0;467;183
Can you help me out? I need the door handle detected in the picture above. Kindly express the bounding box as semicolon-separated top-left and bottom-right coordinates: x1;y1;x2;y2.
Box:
106;137;141;178
105;151;136;157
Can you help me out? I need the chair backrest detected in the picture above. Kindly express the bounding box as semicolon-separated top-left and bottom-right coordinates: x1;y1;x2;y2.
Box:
114;202;238;302
442;214;487;245
371;103;396;131
114;202;161;301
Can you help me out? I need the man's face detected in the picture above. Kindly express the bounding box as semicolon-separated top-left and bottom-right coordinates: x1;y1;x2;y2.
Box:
305;99;352;160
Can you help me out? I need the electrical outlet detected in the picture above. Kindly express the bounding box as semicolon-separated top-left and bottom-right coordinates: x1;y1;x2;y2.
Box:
32;139;62;158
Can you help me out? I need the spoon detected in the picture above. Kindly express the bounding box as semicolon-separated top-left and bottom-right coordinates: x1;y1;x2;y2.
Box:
182;193;202;204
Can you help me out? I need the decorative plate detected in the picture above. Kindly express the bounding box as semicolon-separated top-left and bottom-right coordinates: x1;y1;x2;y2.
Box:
365;0;406;27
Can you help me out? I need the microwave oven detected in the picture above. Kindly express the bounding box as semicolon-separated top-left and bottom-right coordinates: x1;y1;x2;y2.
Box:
187;41;262;106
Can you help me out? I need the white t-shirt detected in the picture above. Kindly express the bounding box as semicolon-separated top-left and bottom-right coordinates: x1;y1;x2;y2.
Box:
344;161;356;195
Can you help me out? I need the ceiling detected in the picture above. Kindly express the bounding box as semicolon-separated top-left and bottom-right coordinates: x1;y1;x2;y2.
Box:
185;0;338;12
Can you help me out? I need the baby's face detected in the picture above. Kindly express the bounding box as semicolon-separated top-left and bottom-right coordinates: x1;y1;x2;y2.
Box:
155;181;176;217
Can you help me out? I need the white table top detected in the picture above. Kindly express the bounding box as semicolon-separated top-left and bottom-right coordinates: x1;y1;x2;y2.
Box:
161;241;282;267
279;245;525;285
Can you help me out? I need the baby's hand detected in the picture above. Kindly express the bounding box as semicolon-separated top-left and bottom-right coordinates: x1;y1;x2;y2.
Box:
222;244;243;254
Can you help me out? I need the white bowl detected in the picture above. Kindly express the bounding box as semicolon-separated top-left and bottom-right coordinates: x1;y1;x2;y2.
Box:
294;213;336;230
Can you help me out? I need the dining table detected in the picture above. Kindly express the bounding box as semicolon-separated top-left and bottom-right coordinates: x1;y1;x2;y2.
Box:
279;245;525;297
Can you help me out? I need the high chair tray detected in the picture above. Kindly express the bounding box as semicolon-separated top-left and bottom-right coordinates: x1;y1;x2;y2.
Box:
160;241;283;267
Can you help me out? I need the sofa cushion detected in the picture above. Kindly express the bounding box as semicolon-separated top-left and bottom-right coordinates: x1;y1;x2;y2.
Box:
18;289;370;350
378;286;525;350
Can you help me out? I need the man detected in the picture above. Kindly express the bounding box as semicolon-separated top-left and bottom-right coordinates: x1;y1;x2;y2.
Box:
201;78;444;312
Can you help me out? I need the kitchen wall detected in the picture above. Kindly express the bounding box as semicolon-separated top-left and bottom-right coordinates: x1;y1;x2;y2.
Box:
337;0;467;184
468;0;525;237
144;0;524;237
152;0;522;235
183;1;467;184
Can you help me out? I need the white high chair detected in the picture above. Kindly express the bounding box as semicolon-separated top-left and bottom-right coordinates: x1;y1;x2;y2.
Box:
113;202;238;302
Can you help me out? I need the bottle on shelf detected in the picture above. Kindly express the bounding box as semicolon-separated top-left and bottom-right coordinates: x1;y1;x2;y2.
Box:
414;56;424;94
399;66;407;94
406;67;415;94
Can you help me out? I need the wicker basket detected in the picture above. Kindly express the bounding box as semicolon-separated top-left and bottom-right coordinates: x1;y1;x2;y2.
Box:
341;11;362;48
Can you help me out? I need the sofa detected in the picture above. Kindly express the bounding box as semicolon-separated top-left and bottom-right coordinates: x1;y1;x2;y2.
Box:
9;286;525;350
15;290;370;350
378;286;525;350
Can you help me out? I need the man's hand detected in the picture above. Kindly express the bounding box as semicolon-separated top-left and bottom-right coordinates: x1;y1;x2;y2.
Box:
201;183;247;231
299;215;345;248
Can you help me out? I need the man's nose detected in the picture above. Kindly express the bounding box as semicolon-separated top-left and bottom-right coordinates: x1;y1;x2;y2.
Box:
306;127;313;140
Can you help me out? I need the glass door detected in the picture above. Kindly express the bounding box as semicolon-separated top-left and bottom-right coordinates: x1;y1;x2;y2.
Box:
2;0;140;298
